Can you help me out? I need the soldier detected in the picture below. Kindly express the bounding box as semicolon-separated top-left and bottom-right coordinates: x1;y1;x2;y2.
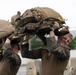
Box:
11;7;69;46
19;28;73;75
0;19;15;55
0;38;21;75
0;20;21;75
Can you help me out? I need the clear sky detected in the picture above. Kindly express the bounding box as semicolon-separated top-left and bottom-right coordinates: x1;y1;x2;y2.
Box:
0;0;76;28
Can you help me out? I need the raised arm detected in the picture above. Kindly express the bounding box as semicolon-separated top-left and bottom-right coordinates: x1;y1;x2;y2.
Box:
46;31;70;59
20;42;43;59
2;38;21;66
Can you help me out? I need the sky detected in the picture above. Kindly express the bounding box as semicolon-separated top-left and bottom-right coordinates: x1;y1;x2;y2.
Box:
0;0;76;29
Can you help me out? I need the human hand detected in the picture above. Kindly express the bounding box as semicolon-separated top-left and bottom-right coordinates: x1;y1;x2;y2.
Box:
5;38;11;44
52;21;60;30
49;31;55;37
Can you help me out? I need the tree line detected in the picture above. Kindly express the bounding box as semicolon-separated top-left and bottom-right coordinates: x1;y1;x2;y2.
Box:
30;36;76;50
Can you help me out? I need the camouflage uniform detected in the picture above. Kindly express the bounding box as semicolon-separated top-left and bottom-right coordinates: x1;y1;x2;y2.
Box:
20;34;70;75
0;20;21;75
0;43;21;75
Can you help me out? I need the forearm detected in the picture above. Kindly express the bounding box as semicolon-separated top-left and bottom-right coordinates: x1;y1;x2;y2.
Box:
8;53;21;66
20;43;42;59
46;36;58;51
46;31;70;59
20;43;35;58
2;43;21;66
46;31;58;52
2;43;12;56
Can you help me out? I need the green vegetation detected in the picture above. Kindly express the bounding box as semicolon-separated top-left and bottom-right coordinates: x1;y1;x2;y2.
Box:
30;35;76;50
68;36;76;49
30;36;46;49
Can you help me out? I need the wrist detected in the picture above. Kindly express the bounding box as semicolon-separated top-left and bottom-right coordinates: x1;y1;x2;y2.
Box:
49;31;55;37
5;38;11;44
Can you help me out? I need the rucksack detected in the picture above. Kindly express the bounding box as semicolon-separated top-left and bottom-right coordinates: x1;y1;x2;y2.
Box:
13;7;65;35
11;7;69;45
0;20;15;39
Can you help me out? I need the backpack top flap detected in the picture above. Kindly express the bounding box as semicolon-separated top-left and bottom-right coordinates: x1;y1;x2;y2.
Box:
0;20;15;39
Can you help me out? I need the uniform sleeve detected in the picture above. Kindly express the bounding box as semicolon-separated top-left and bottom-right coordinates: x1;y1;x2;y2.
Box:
0;51;3;61
2;43;21;66
51;46;70;59
46;36;70;59
46;36;57;51
20;43;43;59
